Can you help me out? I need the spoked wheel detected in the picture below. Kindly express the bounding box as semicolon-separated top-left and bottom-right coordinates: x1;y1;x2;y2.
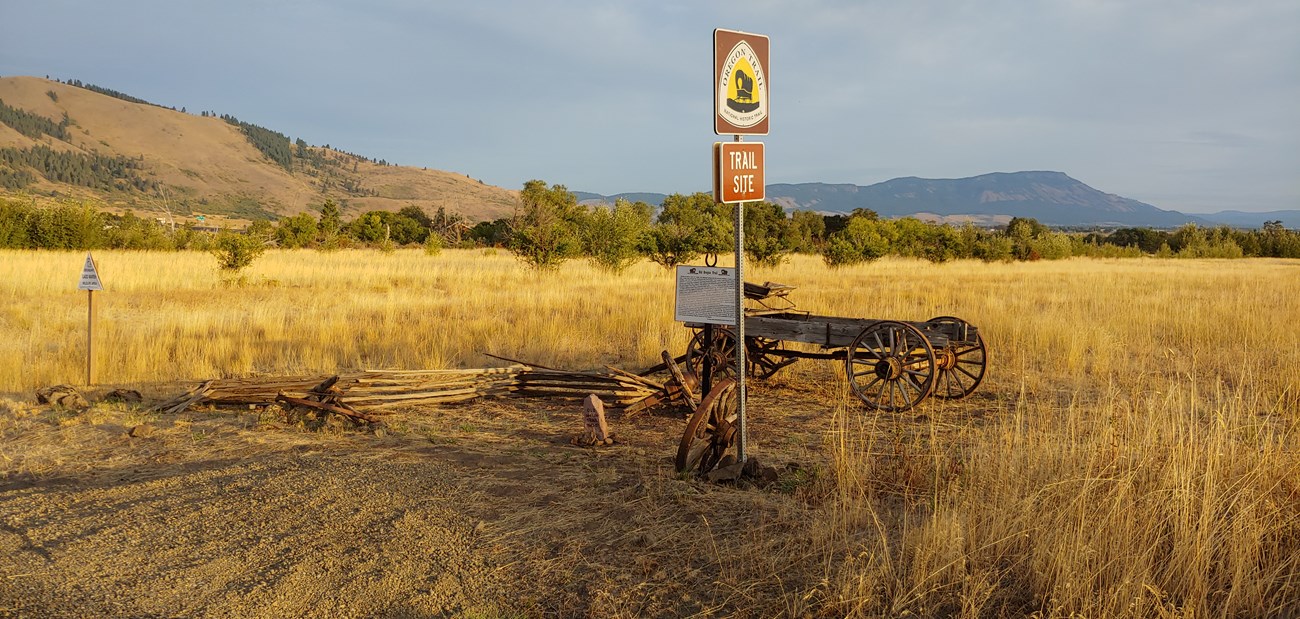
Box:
845;321;937;412
675;378;740;474
926;316;987;400
685;328;738;380
746;337;797;379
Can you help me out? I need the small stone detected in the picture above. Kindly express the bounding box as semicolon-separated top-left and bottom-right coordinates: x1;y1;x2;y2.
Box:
706;461;745;483
104;389;143;403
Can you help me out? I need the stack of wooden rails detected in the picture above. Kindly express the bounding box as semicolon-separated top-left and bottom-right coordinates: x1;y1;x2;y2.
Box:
152;363;679;420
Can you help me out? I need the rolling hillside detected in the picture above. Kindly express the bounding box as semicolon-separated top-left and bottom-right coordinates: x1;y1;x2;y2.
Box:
0;76;518;221
767;172;1201;227
575;173;1296;228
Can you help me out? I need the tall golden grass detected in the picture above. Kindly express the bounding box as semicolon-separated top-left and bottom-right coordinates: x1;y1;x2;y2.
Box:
2;248;1297;616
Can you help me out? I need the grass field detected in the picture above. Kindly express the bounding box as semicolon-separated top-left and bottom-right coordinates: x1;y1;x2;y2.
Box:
2;249;1297;616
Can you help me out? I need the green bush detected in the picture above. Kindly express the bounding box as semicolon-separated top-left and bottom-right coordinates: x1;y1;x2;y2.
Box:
508;180;585;270
822;216;890;267
212;229;267;272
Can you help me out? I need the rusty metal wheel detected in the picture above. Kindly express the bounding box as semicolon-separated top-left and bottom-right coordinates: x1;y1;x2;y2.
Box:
685;328;738;380
675;378;739;474
746;337;796;379
927;316;987;400
845;321;937;412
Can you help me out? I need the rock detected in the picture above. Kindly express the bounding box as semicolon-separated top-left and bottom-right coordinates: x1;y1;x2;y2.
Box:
705;461;745;483
104;389;143;404
739;458;780;486
35;385;89;409
128;424;154;438
581;394;610;441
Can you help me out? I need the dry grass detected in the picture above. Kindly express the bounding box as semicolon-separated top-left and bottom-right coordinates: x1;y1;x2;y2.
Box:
2;249;1298;617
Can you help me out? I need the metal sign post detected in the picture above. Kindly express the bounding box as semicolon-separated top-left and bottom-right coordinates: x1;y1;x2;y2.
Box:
78;253;105;385
732;164;747;462
713;27;769;465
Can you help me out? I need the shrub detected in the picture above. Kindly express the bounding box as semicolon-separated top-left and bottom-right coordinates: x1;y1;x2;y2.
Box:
212;229;266;272
822;216;890;267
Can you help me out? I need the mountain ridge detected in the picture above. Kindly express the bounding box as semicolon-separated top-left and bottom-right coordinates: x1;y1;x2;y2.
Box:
0;75;519;221
576;173;1297;228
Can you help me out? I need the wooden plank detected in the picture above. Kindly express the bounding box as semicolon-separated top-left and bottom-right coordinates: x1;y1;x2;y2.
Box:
276;393;380;423
343;386;485;402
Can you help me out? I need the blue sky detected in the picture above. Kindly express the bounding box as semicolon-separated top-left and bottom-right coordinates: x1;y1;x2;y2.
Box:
2;0;1297;213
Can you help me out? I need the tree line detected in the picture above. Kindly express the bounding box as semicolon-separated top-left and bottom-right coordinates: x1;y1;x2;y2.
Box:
0;146;156;193
490;181;1300;271
3;185;1298;268
0;98;70;141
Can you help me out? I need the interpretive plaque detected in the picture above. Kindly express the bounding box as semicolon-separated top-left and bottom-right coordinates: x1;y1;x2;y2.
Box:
674;265;736;326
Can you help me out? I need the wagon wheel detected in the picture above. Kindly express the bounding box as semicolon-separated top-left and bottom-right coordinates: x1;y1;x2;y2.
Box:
685;328;738;380
675;378;740;474
926;316;987;400
845;321;937;412
746;337;796;379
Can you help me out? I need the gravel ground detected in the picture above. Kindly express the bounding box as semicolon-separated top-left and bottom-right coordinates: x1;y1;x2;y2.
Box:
0;379;837;618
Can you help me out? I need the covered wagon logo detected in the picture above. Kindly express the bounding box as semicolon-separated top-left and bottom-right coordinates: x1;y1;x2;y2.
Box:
717;39;767;129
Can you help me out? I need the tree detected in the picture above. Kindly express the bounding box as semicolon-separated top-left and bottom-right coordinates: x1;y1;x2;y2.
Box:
580;198;652;274
788;210;826;253
743;201;795;267
468;218;511;247
275;212;318;249
822;216;890;267
349;211;388;245
508;180;585;270
639;192;731;269
318;200;341;235
397;205;433;230
212;228;267;273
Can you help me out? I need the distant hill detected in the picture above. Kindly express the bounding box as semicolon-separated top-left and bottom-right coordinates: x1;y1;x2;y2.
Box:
767;172;1205;227
577;171;1266;229
0;76;518;221
1199;209;1300;229
573;191;667;207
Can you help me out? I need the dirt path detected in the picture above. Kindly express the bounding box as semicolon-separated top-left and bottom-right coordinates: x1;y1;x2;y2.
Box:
0;381;838;618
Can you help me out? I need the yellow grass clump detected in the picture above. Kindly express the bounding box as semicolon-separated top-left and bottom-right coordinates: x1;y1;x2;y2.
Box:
2;249;1297;617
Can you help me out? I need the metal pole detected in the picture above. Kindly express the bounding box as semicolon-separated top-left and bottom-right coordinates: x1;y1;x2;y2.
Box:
86;289;94;386
733;135;747;463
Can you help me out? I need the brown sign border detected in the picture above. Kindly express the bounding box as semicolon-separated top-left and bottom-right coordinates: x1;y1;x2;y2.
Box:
714;29;770;136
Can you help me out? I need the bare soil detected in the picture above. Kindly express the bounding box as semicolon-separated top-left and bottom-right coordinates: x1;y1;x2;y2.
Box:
0;374;857;618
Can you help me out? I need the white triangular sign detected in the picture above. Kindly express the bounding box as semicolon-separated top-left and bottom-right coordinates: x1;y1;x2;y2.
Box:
78;253;104;291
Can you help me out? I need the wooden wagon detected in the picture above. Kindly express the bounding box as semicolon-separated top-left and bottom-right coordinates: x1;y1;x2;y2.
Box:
682;282;988;414
674;281;989;473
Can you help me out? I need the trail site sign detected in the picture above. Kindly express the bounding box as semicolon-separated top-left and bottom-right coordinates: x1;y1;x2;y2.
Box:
714;29;769;135
79;253;104;291
714;141;765;203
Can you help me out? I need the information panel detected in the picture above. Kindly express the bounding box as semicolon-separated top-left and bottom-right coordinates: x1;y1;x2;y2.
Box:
674;265;736;325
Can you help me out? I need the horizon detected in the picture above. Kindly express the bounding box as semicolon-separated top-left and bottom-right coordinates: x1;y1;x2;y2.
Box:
2;1;1297;214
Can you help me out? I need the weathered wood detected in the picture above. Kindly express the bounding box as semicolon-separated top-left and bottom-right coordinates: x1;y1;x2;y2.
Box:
602;365;666;391
662;350;698;409
636;351;688;377
344;386;487;402
742;313;967;349
276;393;379;423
